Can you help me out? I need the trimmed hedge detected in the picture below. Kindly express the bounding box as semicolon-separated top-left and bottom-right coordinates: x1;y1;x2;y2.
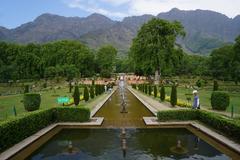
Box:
55;107;90;122
211;91;230;111
157;110;198;121
0;109;54;152
23;93;41;111
0;107;90;152
198;111;240;142
157;110;240;143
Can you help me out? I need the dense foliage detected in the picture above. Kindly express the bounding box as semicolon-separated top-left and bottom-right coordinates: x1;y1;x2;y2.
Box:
130;18;185;77
96;45;117;78
129;18;240;82
209;37;240;83
211;92;230;111
0;109;54;152
55;107;90;122
0;40;120;82
23;93;41;111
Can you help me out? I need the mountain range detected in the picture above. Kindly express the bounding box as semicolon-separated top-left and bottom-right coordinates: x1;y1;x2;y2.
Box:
0;8;240;55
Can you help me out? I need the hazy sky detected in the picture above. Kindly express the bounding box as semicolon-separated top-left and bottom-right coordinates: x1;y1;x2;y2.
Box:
1;0;240;29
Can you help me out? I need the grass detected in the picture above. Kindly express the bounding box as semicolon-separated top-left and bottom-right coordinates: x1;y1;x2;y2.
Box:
0;86;104;121
163;86;240;114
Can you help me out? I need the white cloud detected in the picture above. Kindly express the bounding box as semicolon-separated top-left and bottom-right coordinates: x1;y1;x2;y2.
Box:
65;0;240;18
127;0;240;18
66;0;128;18
100;0;131;6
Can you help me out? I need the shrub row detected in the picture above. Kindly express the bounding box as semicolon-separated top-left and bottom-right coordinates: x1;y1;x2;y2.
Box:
95;84;105;96
157;110;240;143
0;107;90;152
54;107;90;122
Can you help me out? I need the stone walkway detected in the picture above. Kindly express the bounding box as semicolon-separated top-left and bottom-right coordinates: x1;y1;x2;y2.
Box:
128;86;183;114
128;86;239;118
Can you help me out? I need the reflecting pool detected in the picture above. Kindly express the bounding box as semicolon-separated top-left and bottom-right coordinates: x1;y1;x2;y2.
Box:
28;128;231;160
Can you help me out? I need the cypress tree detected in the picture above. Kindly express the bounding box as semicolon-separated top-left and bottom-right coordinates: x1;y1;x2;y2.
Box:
144;84;148;94
154;85;157;97
148;85;152;95
160;85;165;101
95;85;98;96
73;86;80;106
69;82;72;93
24;85;29;93
90;85;95;99
213;80;218;91
170;84;177;107
84;86;89;102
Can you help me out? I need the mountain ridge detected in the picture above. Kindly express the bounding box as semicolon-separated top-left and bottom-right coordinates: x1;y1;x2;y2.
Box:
0;9;240;55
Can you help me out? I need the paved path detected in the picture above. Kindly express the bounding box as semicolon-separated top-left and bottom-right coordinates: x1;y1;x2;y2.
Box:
129;86;240;118
128;86;183;112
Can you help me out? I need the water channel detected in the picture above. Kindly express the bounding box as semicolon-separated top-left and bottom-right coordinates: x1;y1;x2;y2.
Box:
25;81;238;159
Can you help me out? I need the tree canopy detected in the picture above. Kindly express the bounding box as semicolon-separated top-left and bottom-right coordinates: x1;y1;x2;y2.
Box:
96;45;117;78
130;18;185;77
0;40;118;82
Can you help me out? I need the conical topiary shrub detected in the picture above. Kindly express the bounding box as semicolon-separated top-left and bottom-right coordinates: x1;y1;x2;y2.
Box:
213;80;218;91
170;84;177;107
84;86;89;102
148;85;152;95
73;86;80;106
144;84;148;94
90;85;95;99
160;85;165;101
154;85;157;98
23;93;41;111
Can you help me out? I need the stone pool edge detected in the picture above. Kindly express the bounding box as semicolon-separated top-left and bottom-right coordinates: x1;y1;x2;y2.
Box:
143;116;240;155
0;87;116;160
0;119;104;160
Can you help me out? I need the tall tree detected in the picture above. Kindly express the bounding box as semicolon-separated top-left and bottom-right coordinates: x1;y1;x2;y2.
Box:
232;35;240;84
97;45;117;78
130;18;185;83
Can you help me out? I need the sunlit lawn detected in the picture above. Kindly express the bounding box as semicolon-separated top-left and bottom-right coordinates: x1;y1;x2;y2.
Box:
0;87;87;121
164;86;240;114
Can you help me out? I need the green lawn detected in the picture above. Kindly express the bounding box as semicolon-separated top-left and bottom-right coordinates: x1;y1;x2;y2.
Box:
164;86;240;114
0;86;92;121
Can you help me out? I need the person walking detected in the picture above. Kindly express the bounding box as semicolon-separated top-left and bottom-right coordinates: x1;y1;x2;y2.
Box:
192;90;200;109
